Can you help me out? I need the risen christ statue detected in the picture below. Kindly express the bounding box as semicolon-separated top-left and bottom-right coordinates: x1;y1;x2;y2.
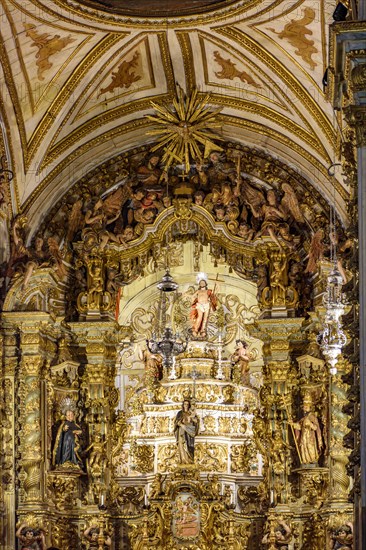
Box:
190;279;217;338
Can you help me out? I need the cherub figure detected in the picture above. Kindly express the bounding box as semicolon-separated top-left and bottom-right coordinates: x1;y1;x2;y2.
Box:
262;519;292;548
83;525;111;549
115;225;135;246
271;429;292;473
237;222;255;242
329;522;353;549
16;522;46;550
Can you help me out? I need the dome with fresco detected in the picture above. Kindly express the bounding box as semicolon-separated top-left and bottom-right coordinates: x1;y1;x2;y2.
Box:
71;0;239;17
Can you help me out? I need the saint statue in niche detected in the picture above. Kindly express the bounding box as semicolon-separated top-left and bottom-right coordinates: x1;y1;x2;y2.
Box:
190;278;217;338
52;409;83;469
174;399;199;464
289;394;323;465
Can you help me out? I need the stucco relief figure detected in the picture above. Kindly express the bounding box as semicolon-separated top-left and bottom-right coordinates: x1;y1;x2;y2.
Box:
262;520;292;548
16;523;46;550
52;409;83;468
290;396;323;464
329;522;353;550
174;399;199;464
190;278;217;338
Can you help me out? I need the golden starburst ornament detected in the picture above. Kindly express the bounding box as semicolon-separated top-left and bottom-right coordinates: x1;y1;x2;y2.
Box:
146;88;223;173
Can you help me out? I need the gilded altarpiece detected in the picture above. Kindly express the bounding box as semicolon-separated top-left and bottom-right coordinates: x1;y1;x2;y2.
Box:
0;132;355;549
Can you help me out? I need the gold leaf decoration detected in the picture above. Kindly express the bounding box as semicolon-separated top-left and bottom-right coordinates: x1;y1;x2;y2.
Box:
146;88;223;172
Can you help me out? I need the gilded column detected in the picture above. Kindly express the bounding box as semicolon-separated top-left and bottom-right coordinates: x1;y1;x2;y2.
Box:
15;314;57;534
70;321;120;508
248;317;304;508
345;60;366;545
0;318;18;550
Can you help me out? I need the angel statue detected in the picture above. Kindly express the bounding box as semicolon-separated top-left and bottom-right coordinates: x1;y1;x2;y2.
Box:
82;185;131;251
305;228;349;283
8;215;67;289
280;183;305;224
149;473;166;498
305;229;325;275
252;185;304;249
85;433;107;478
253;189;287;249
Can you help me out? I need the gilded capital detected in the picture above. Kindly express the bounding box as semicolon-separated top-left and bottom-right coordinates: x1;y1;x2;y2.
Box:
350;60;366;93
345;105;366;147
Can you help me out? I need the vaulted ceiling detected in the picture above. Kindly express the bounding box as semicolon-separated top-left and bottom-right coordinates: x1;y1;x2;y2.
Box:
0;0;349;230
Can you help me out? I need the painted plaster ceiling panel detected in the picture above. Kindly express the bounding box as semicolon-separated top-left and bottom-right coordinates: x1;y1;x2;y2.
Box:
1;1;106;136
197;33;292;111
0;0;348;220
250;0;330;91
54;33;168;143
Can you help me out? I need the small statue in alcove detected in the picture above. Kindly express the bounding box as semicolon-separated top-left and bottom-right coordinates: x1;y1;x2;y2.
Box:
52;409;83;469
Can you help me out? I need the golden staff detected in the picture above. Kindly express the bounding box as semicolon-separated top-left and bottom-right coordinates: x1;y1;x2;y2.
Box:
235;155;242;194
281;397;302;463
203;274;223;335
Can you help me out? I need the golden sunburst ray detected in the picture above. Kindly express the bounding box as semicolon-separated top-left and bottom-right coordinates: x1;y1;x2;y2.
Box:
146;89;223;172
